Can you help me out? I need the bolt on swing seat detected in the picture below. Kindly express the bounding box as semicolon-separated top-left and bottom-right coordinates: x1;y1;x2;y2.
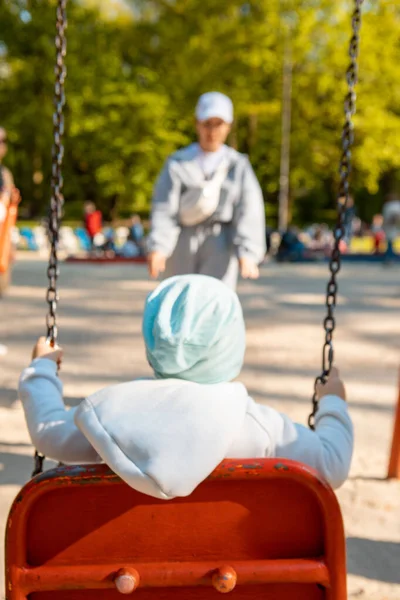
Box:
4;1;364;598
5;460;346;599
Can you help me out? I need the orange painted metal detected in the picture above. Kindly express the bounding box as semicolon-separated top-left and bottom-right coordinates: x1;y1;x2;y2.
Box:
5;459;347;599
212;566;238;593
388;367;400;479
0;190;19;274
114;568;140;594
11;558;330;590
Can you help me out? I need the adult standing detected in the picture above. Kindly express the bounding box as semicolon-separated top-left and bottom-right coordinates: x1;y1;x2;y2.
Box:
342;195;356;249
382;193;400;263
0;127;13;231
0;127;15;356
147;92;266;290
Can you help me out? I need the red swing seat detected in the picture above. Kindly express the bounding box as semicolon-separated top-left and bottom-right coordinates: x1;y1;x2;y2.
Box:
5;458;346;599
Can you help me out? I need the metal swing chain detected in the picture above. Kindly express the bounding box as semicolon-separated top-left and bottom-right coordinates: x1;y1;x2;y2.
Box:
308;0;364;430
33;0;67;477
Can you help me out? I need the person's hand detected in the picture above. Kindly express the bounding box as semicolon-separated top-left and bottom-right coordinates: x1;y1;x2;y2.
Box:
316;366;346;401
239;257;259;279
148;251;167;279
32;336;63;368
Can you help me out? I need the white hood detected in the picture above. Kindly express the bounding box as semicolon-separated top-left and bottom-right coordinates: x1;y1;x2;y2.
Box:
74;379;249;499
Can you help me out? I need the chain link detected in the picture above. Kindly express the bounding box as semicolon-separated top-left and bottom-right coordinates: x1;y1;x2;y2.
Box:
46;0;67;346
32;0;67;477
308;0;364;429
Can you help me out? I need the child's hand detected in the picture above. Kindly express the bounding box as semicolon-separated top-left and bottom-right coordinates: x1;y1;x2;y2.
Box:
316;366;346;401
32;336;63;367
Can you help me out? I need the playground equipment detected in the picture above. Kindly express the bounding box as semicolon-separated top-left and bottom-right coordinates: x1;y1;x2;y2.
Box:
388;367;400;479
4;2;365;599
5;460;347;599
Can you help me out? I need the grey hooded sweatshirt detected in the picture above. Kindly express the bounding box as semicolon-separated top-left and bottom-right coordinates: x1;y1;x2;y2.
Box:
148;144;266;287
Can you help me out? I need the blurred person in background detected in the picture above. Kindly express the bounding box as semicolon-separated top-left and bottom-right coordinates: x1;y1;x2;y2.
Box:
342;195;356;250
127;214;145;256
276;227;307;262
83;201;103;250
0;127;13;237
371;213;385;255
382;193;400;263
0;127;15;356
147;92;266;290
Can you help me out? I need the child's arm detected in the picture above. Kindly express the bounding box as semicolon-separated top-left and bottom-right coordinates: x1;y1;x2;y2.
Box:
275;367;353;488
243;367;353;489
18;337;100;464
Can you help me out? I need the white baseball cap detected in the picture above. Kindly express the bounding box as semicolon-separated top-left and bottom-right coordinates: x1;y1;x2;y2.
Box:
195;92;234;124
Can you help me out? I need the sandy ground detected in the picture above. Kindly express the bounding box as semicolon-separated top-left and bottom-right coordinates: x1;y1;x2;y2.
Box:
1;253;399;598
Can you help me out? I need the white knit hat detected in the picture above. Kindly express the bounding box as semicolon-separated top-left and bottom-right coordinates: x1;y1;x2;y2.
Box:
143;275;245;384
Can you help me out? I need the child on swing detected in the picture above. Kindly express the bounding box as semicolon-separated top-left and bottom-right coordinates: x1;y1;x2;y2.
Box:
19;274;353;499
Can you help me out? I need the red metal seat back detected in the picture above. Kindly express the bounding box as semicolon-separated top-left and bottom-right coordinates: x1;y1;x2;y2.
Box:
5;459;346;599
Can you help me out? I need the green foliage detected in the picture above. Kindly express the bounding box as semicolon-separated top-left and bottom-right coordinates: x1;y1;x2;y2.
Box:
0;0;399;225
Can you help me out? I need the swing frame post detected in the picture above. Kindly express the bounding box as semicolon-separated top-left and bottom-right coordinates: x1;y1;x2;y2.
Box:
387;367;400;479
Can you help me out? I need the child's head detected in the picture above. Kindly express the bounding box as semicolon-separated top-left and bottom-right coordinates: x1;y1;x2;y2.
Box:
84;201;96;214
143;275;246;384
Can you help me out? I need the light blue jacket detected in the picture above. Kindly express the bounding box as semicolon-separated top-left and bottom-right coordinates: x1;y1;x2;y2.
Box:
148;144;266;263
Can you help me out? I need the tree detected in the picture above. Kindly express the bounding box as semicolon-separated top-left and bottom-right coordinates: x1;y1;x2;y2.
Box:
0;0;184;218
1;0;399;224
